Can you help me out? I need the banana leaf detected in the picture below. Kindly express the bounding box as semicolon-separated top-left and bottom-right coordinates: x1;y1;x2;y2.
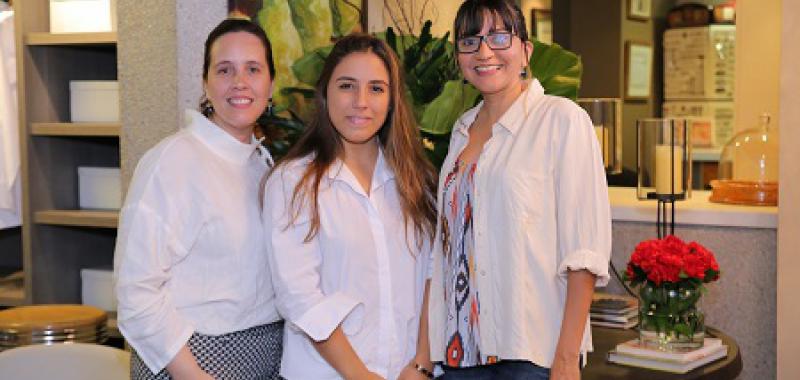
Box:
257;0;304;105
330;0;361;37
529;39;582;100
289;0;335;54
292;45;334;86
418;80;480;135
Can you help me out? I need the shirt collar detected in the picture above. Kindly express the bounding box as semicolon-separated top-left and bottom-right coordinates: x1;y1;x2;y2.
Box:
184;109;265;165
326;147;395;195
454;79;545;136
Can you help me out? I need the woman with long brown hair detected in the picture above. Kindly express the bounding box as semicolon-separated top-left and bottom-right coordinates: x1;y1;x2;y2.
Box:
262;34;436;380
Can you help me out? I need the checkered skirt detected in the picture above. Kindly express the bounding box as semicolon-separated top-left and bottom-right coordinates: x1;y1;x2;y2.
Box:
130;321;283;380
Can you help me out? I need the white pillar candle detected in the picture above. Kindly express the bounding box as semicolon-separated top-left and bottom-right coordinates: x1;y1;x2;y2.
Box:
594;125;610;166
655;145;684;194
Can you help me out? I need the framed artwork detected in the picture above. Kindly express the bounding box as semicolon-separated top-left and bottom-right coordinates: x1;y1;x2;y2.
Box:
627;0;652;21
530;9;552;44
624;41;653;100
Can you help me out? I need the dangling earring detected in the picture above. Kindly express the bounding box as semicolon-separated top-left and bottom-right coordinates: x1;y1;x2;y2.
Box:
202;97;214;115
520;66;528;79
462;78;469;85
266;97;273;115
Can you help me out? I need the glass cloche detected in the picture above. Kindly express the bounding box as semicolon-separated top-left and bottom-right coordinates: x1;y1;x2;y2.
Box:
710;113;778;206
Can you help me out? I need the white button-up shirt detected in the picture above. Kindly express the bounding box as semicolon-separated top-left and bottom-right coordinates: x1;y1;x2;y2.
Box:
114;110;279;373
263;151;429;380
429;80;612;367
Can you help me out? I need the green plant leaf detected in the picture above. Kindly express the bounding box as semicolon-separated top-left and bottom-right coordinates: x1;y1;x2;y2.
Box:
419;80;481;135
330;0;360;37
257;0;304;105
529;40;582;100
292;45;334;86
289;0;335;54
281;86;316;99
386;27;397;53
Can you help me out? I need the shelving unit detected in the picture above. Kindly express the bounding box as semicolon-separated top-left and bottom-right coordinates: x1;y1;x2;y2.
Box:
24;32;117;45
13;1;120;305
31;122;121;137
34;210;118;228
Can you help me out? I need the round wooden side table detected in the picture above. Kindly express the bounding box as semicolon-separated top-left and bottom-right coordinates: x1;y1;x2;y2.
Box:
584;326;743;380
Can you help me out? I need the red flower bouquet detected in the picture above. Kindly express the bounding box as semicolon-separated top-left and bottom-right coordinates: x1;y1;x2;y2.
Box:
626;235;720;287
624;235;721;350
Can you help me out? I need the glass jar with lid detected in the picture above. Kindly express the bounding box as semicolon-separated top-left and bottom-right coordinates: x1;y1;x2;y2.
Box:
710;113;778;206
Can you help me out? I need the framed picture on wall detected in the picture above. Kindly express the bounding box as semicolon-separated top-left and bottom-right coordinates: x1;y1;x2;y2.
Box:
627;0;652;21
624;41;653;100
530;9;553;44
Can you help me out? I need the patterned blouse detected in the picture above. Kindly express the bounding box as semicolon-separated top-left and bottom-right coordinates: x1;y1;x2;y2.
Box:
441;159;498;368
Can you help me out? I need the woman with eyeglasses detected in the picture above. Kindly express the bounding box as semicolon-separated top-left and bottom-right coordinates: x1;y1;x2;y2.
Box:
425;1;612;379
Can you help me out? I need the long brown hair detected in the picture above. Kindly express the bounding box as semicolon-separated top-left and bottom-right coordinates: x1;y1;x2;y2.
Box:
271;34;436;246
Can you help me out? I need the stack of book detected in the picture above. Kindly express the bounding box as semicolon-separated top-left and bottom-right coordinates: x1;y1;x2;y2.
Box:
590;292;638;329
608;337;728;373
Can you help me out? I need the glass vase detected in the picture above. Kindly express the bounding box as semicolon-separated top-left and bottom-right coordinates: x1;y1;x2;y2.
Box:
638;282;705;351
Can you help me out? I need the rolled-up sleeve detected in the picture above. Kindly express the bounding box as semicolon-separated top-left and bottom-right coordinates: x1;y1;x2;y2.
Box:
114;202;195;373
554;106;612;286
263;170;361;341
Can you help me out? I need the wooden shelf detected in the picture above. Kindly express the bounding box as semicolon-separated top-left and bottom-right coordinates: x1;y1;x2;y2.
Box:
34;210;119;228
0;285;26;306
31;122;121;137
24;32;117;46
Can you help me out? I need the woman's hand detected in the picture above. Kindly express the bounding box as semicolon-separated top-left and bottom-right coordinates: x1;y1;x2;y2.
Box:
167;345;215;380
549;353;580;380
397;364;429;380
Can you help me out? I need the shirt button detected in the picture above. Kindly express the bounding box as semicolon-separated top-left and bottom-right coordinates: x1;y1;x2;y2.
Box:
480;270;486;276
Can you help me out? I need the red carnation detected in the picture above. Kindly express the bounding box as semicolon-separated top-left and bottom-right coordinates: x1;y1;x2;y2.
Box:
625;235;720;287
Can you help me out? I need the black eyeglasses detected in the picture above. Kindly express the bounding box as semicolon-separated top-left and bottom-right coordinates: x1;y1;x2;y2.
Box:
456;31;513;53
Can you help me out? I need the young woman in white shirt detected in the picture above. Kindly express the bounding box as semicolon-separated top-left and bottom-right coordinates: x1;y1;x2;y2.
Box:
427;1;612;379
262;34;436;380
114;19;282;379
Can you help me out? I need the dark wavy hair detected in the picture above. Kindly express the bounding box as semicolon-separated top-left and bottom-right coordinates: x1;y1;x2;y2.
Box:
272;34;437;247
199;18;275;117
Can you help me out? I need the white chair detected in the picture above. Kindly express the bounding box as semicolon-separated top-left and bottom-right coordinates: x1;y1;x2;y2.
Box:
0;343;130;380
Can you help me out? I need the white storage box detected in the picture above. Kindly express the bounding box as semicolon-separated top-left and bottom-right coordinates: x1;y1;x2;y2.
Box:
50;0;116;33
81;267;116;312
78;167;121;210
70;80;120;122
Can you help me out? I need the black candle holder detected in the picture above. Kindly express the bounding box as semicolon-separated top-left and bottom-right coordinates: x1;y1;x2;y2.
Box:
636;118;691;238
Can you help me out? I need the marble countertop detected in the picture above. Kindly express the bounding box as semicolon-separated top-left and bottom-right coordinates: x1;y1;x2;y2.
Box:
608;187;777;229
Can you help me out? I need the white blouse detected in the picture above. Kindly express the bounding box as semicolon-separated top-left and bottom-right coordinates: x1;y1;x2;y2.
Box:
428;80;612;367
263;151;430;380
114;110;279;373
